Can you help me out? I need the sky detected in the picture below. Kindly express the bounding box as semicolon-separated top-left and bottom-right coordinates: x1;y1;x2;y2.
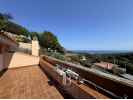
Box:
0;0;133;50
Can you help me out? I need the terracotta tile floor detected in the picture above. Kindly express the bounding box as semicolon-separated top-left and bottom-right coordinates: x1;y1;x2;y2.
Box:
0;66;63;99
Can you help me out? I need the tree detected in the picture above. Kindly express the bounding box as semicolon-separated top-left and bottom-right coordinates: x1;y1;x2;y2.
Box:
0;12;30;37
3;13;13;20
0;13;13;21
0;20;6;30
30;32;40;40
0;12;13;30
40;31;65;53
3;21;30;37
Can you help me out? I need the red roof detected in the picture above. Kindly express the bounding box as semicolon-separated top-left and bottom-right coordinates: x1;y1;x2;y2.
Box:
94;62;118;70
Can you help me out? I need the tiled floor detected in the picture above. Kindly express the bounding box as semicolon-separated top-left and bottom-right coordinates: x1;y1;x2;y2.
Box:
0;66;63;99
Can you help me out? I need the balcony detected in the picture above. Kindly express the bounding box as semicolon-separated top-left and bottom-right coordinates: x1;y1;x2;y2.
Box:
0;54;133;99
0;55;109;99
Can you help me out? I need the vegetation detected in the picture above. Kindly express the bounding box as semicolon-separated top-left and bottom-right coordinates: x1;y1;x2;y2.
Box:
15;35;30;43
64;51;133;75
96;53;133;75
29;31;66;53
0;13;12;30
0;12;29;37
0;13;13;21
39;31;65;53
71;52;133;75
3;21;30;37
30;32;40;40
0;12;65;54
1;12;133;76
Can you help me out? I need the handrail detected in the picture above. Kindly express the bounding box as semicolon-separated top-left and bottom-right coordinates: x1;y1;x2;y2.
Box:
81;79;122;98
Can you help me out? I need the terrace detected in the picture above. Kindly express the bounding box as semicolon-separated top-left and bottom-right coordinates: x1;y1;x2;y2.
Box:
0;53;133;98
0;31;133;99
0;61;109;99
0;66;63;99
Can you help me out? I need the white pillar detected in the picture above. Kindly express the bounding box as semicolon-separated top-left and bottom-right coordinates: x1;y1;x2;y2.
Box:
32;40;40;56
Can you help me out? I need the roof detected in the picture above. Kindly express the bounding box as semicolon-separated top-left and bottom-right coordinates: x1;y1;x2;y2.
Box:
94;62;118;70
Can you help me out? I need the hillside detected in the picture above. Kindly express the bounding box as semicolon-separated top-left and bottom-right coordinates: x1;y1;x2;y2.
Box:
66;51;133;75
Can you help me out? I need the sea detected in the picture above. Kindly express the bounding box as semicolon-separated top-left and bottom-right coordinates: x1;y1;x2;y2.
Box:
71;50;133;54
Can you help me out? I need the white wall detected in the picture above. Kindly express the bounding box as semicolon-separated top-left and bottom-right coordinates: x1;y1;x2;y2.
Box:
32;40;40;56
19;41;40;56
19;42;32;50
18;42;32;54
4;52;39;69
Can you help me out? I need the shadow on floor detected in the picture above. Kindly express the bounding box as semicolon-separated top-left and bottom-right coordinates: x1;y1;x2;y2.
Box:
0;52;14;78
39;65;74;99
0;69;7;77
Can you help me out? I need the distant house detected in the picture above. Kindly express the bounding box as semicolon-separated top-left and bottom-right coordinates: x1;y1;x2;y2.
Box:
80;56;86;61
92;61;126;74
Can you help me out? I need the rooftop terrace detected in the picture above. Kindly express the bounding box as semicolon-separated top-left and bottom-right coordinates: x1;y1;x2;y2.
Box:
0;52;133;99
0;66;63;99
